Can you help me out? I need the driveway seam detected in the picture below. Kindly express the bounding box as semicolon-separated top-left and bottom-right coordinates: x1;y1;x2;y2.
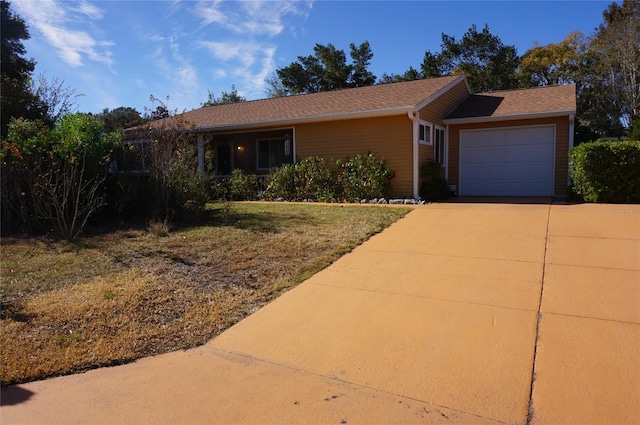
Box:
526;203;552;424
308;281;538;313
202;345;508;425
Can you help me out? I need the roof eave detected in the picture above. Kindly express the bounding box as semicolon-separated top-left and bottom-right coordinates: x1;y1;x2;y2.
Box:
443;109;577;125
195;106;415;132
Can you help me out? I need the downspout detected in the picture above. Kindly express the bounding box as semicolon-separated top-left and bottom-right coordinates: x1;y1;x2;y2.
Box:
568;114;575;186
408;111;419;199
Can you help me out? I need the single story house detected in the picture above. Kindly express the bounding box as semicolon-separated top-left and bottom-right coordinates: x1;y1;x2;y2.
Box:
127;75;576;198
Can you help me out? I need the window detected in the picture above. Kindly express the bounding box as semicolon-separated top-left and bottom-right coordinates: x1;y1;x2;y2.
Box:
257;138;292;170
434;126;445;165
418;120;432;145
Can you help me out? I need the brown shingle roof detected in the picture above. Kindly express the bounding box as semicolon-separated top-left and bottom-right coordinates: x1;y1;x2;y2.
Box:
172;75;464;130
445;84;576;122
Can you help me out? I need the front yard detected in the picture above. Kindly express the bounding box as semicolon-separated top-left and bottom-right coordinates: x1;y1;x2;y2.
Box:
0;202;410;386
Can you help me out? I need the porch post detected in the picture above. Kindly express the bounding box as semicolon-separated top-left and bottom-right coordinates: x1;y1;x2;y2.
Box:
197;135;205;179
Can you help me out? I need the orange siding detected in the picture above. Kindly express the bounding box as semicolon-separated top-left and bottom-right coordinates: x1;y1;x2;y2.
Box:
295;115;413;197
418;79;470;185
419;79;470;126
447;116;571;196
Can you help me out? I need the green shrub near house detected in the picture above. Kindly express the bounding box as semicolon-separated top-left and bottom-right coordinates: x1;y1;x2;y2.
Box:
420;161;448;201
570;140;640;203
263;152;394;202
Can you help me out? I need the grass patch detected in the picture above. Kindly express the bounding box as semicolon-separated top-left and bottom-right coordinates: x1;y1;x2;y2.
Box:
0;202;410;385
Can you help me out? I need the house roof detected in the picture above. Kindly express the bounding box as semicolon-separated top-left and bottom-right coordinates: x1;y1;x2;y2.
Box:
155;75;465;132
444;84;576;124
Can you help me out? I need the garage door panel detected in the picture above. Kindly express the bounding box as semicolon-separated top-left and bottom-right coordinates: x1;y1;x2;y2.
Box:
460;126;555;196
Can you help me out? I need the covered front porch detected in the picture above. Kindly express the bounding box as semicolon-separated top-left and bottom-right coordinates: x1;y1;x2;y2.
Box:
196;128;295;178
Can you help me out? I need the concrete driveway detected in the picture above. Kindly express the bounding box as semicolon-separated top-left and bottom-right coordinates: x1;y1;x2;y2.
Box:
2;202;639;424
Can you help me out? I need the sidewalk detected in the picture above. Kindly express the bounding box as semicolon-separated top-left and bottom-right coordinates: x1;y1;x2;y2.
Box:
2;202;638;424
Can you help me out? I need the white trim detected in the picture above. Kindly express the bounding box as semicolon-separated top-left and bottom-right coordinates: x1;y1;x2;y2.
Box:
443;110;577;125
201;126;294;137
418;119;433;146
408;111;419;199
198;107;414;133
458;123;557;196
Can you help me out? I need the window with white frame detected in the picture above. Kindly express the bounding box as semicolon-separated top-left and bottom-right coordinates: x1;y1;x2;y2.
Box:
256;137;292;170
418;120;432;145
434;126;445;165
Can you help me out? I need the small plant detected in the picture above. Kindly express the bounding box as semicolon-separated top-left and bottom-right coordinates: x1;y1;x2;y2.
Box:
420;160;448;201
148;219;172;237
102;290;117;300
54;332;84;347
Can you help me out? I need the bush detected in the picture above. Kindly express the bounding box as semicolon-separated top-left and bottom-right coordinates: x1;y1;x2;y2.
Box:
2;114;119;239
337;152;394;201
229;169;260;201
570;140;640;203
420;161;448;201
263;163;296;200
292;156;336;201
264;153;395;202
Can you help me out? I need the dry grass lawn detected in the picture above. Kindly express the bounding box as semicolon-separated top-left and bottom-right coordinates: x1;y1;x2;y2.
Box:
0;202;410;385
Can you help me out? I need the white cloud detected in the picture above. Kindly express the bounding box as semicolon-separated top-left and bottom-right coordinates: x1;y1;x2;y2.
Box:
200;40;276;95
13;0;113;68
194;0;313;36
73;1;104;20
212;69;227;79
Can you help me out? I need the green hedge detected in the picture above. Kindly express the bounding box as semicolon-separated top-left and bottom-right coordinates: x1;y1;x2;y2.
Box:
570;140;640;203
263;153;394;202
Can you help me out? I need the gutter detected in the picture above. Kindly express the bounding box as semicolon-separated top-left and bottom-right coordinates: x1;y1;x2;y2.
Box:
443;109;577;125
196;106;414;133
408;110;420;199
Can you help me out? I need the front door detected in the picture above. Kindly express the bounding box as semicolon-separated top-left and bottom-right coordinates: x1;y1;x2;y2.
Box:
216;145;232;175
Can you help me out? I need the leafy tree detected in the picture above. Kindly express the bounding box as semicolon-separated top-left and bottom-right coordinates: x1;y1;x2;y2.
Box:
266;41;376;96
201;85;246;107
418;24;519;92
349;41;376;87
2;114;119;238
378;67;422;84
589;0;640;129
32;74;84;126
0;0;43;137
96;106;145;133
420;51;443;79
518;31;586;87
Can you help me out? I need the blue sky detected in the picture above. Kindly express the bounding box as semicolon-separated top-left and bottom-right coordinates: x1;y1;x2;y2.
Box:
13;0;609;115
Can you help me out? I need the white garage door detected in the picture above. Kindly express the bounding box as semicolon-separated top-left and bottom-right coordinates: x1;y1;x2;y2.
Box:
459;125;555;196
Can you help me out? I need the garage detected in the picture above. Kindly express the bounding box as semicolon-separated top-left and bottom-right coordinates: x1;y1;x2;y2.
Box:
459;125;555;196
